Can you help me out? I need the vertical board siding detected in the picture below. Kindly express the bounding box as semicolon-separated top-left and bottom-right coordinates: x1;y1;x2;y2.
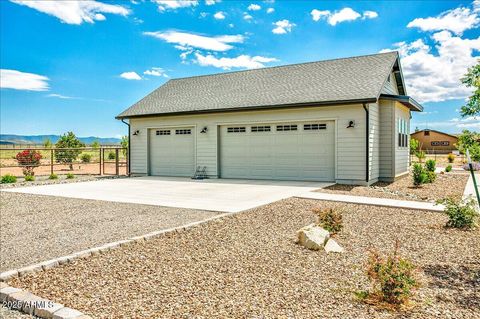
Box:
379;100;394;178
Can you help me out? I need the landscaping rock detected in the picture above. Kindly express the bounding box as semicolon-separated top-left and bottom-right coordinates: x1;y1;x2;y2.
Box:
52;307;84;319
324;239;344;253
0;286;21;302
34;301;64;318
296;224;330;250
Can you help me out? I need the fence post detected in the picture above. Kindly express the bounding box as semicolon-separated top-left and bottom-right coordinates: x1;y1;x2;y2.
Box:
100;148;103;175
50;149;54;175
115;148;119;175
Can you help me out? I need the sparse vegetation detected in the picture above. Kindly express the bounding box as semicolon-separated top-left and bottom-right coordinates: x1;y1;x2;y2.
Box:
108;151;116;160
24;174;35;182
49;173;58;180
81;153;92;163
410;138;419;155
412;163;427;187
415;151;426;163
438;197;479;230
447;153;455;163
55;132;85;170
66;173;75;179
1;174;17;184
445;165;452;172
121;135;128;156
313;208;343;235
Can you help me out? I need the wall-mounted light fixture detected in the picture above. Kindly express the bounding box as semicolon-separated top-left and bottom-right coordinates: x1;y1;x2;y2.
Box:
132;130;140;135
347;120;355;128
200;127;208;133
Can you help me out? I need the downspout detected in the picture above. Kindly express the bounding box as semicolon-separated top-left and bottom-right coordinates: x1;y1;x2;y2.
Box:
120;118;131;176
362;104;369;184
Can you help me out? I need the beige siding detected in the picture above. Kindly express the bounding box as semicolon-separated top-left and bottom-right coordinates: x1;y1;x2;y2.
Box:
129;104;368;183
378;100;394;179
368;103;380;181
395;103;410;176
381;72;399;95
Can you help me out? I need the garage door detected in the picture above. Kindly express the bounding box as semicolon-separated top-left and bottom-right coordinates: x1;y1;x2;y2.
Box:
149;127;195;177
220;121;335;181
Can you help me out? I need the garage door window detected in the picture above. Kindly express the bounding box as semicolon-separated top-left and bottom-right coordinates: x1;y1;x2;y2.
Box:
251;126;271;132
304;124;326;130
227;127;246;133
156;130;171;135
175;129;192;135
276;125;298;131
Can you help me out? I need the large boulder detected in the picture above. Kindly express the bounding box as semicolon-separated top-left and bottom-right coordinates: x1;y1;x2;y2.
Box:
296;224;330;250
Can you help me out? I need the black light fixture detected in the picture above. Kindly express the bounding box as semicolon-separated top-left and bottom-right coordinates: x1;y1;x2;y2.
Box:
132;130;140;135
347;120;355;128
200;127;208;133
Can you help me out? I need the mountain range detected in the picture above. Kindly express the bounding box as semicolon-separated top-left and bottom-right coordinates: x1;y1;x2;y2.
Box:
0;134;121;145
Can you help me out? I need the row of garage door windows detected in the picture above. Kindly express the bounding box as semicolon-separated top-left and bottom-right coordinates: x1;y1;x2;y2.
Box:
155;123;327;136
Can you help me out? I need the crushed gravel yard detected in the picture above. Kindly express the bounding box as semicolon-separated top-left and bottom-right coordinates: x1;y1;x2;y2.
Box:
0;306;34;319
0;192;219;272
319;172;469;202
9;198;479;318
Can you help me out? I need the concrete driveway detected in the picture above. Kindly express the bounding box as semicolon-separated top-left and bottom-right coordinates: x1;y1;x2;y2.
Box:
3;177;331;212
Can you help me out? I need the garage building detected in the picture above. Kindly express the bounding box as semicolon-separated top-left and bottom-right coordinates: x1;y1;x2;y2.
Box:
117;52;423;185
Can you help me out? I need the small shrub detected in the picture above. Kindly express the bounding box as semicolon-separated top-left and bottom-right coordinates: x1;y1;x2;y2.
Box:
415;151;425;163
359;241;420;309
425;159;436;172
425;171;436;183
447;153;455;163
1;174;17;184
80;153;92;163
412;163;427;186
313;208;343;235
108;151;116;160
438;197;479;229
66;173;75;179
16;149;42;176
445;165;452;172
463;162;480;171
49;173;58;180
24;174;35;182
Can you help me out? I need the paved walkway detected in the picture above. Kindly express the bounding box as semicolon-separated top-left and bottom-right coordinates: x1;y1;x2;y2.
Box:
296;192;444;212
463;172;480;201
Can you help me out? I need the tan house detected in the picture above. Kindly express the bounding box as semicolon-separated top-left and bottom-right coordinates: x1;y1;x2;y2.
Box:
117;52;423;185
410;129;458;154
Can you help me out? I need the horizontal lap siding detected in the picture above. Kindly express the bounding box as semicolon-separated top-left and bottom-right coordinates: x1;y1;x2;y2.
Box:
381;72;399;95
129;104;367;182
369;103;380;181
395;103;410;176
379;100;394;178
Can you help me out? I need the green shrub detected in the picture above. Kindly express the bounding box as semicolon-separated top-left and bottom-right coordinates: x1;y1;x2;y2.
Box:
415;151;426;163
24;174;35;182
412;163;427;186
447;153;455;163
66;173;75;179
107;151;116;160
438;197;479;229
445;165;452;172
1;174;17;184
80;153;92;163
49;173;58;180
359;242;420;309
425;159;436;172
313;208;343;235
425;171;436;183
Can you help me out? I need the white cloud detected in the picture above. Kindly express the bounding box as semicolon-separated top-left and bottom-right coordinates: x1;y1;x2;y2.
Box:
228;23;234;28
407;5;479;35
143;67;168;77
0;69;49;91
120;71;142;80
205;0;220;5
412;117;480;131
311;8;376;25
243;13;253;20
194;53;277;70
272;19;295;34
380;31;480;103
213;11;225;20
10;0;129;25
47;93;76;99
153;0;198;12
144;30;244;51
266;8;274;14
247;4;261;11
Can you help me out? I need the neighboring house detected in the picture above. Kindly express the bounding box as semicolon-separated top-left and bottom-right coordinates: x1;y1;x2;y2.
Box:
117;51;423;185
410;129;458;154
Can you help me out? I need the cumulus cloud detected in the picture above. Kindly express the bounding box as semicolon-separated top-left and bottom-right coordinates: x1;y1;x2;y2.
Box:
407;5;479;34
10;0;129;25
143;67;168;77
311;8;377;25
247;4;261;11
120;71;142;80
0;69;49;91
144;30;244;51
267;7;274;14
194;53;277;69
153;0;198;12
412;117;480;131
243;13;253;20
272;19;295;34
213;11;225;20
205;0;220;5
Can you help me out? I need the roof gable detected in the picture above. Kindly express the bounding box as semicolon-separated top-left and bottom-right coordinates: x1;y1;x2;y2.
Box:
117;52;400;118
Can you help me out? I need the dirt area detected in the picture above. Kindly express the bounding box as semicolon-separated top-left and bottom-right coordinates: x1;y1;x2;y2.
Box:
319;172;469;202
9;198;480;318
0;192;219;271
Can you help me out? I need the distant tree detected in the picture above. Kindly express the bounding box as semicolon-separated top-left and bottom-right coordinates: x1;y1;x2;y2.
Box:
120;135;128;156
55;132;85;170
43;139;52;148
91;140;100;149
456;130;480;154
460;61;480;118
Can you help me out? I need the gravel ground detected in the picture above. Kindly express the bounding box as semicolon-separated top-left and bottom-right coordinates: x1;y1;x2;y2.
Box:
9;198;480;318
319;172;469;202
0;192;219;271
0;175;125;189
0;306;34;319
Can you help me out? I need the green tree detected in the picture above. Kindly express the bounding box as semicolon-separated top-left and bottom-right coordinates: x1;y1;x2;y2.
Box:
456;130;480;162
91;140;100;149
120;135;128;156
43;139;52;148
460;61;480;117
410;138;419;155
55;132;85;170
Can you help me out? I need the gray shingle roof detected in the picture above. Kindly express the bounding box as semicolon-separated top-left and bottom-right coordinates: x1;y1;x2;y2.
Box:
117;52;400;118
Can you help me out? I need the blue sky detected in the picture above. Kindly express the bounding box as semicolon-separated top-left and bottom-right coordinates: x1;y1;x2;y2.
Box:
1;0;479;137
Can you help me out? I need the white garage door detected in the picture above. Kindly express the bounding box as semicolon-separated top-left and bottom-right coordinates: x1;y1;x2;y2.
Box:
220;121;335;181
149;127;195;177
